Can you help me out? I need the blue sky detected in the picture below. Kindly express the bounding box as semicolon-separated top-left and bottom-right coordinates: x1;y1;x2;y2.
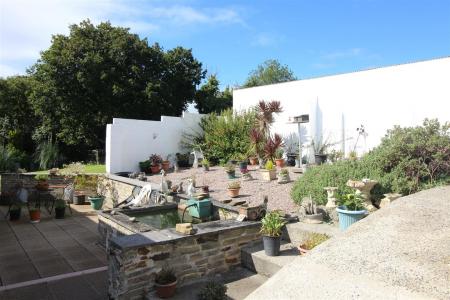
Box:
1;0;449;87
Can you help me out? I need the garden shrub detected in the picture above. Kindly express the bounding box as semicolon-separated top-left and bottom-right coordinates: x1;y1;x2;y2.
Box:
181;109;256;164
291;119;450;205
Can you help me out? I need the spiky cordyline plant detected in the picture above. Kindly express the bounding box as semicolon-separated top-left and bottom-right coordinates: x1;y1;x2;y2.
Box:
263;133;283;162
255;100;283;137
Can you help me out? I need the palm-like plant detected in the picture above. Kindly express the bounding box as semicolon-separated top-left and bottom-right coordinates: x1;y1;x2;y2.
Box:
255;100;283;137
263;133;283;162
35;140;60;170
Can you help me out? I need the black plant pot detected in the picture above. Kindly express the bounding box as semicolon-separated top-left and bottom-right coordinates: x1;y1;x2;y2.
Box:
9;208;21;221
286;154;297;167
55;207;66;219
263;235;281;256
73;195;85;205
314;154;328;165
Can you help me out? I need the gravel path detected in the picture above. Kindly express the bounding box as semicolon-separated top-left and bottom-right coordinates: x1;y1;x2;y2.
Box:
146;165;302;214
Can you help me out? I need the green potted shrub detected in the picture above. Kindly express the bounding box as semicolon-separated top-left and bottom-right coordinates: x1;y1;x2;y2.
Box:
154;267;177;298
336;192;368;230
227;181;241;198
260;160;276;181
224;163;235;179
29;207;41;223
197;281;227;300
260;211;286;256
274;149;285;167
150;154;163;174
277;168;290;184
9;203;22;221
54;200;66;219
139;160;151;173
202;158;210;171
34;174;49;191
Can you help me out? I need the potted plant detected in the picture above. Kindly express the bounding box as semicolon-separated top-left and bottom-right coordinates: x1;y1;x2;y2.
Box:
302;196;323;224
224;163;235;179
88;193;104;210
227;181;241;198
54;200;66;219
29;207;41;223
274;149;285;167
237;154;248;173
35;174;49;191
260;160;276;181
9;203;22;221
249;156;258;166
311;139;330;165
154;267;177;298
277;168;290;184
139;160;151;173
197;281;227;300
161;154;171;172
202;158;210;171
298;233;329;255
150;154;163;174
336;192;368;230
175;152;190;168
260;211;286;256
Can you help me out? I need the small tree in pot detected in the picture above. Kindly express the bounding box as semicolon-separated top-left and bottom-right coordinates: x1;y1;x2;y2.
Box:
260;211;286;256
150;154;163;174
274;149;285;167
154;267;177;298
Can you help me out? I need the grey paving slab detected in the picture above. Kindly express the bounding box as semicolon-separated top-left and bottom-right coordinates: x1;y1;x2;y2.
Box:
0;262;40;285
32;256;74;278
82;271;108;297
47;274;103;300
0;283;54;300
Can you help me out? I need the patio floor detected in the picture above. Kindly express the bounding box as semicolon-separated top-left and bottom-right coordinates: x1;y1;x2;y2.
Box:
0;203;107;299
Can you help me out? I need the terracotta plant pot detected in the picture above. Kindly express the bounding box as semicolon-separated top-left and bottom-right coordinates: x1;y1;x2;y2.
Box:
150;165;161;174
228;188;240;198
275;158;285;168
29;210;40;223
249;157;258;166
161;161;170;172
155;280;177;298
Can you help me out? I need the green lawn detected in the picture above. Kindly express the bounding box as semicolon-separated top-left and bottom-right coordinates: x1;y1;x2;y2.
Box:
33;164;106;174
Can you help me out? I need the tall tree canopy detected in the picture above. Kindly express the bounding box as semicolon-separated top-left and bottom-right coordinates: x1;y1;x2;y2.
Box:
0;76;36;152
243;59;297;88
29;20;205;158
194;75;232;114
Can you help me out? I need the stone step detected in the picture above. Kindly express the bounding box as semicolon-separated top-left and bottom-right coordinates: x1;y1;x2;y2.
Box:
241;242;300;278
282;221;340;245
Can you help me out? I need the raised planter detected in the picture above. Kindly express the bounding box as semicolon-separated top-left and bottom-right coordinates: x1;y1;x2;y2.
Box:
262;235;281;256
260;169;276;181
89;196;104;210
336;205;367;230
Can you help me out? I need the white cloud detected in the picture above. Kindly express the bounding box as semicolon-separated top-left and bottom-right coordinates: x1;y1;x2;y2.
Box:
0;0;244;77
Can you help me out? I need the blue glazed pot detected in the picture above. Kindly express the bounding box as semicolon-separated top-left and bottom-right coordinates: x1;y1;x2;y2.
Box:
336;206;367;230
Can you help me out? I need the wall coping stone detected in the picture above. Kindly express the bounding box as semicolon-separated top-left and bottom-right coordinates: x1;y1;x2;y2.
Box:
105;173;160;190
110;219;261;251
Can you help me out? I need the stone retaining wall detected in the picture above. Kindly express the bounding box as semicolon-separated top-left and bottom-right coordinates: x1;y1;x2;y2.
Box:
108;224;261;299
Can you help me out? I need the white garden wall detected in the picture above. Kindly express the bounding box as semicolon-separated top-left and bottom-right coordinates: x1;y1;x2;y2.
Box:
233;57;450;158
106;112;204;173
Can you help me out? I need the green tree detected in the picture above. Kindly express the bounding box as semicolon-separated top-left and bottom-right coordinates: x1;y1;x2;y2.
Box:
0;76;36;153
243;59;297;88
29;20;205;160
194;75;232;114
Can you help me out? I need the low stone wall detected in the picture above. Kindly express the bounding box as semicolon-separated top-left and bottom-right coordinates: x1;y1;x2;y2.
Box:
108;222;261;300
98;174;159;209
0;173;73;204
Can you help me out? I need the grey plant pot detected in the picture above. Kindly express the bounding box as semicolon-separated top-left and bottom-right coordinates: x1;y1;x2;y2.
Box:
303;213;323;224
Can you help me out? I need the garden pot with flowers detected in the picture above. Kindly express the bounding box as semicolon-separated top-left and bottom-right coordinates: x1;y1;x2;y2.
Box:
150;154;163;174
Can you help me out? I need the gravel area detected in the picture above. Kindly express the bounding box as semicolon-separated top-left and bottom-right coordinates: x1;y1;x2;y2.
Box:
145;165;302;214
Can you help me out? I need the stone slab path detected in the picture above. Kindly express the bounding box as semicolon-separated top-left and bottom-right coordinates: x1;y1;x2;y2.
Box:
0;204;108;299
245;185;450;300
